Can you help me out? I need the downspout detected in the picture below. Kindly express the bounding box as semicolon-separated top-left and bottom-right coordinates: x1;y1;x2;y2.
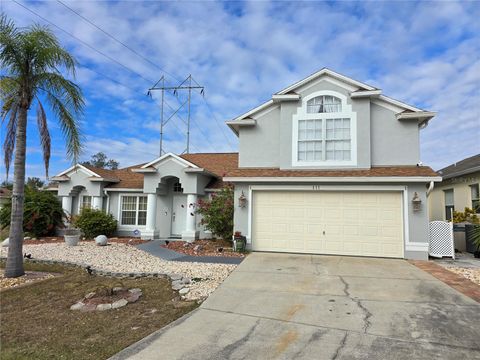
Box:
104;189;110;213
426;181;434;197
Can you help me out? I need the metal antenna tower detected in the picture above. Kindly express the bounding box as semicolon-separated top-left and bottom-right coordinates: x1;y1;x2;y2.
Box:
147;75;204;156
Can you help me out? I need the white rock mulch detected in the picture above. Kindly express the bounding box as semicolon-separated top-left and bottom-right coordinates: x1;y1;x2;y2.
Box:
445;266;480;285
0;242;236;301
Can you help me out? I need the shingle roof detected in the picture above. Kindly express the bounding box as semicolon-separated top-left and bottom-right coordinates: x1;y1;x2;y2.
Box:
81;164;145;189
437;154;480;180
223;165;438;178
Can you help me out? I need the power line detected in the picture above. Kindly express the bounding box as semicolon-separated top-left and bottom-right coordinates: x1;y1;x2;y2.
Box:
12;0;155;84
199;96;236;151
56;0;180;83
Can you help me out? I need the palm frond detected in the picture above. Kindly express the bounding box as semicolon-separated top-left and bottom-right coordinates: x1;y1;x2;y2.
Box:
36;100;51;178
45;91;83;163
3;103;18;179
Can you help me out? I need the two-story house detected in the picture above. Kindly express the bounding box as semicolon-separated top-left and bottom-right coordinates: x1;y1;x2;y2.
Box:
52;68;440;260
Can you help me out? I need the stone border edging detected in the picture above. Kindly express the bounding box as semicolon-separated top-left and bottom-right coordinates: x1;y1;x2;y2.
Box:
0;256;171;280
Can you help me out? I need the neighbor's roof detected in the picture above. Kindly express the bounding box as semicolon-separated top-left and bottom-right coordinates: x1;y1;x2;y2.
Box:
437;154;480;180
0;187;12;198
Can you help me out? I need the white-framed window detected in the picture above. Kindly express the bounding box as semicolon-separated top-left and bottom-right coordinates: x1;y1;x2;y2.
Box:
173;182;183;193
120;195;147;226
470;183;479;213
444;189;454;221
81;195;92;209
292;91;357;167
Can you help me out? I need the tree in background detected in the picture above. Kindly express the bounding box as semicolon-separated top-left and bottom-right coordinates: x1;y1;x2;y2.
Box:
26;177;44;189
0;16;84;277
82;152;119;170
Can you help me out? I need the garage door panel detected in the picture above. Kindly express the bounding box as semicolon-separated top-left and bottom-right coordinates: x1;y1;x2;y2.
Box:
252;191;404;258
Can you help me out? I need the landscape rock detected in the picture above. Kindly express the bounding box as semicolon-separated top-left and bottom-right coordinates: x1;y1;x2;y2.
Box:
1;238;9;247
182;277;191;284
129;288;142;295
170;274;182;281
112;299;129;309
95;235;108;246
113;287;124;292
172;283;184;291
70;302;85;311
84;292;96;299
24;237;31;241
193;245;203;252
179;287;190;295
96;303;112;311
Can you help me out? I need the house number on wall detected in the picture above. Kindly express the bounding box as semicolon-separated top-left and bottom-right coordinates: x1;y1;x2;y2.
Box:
312;185;322;190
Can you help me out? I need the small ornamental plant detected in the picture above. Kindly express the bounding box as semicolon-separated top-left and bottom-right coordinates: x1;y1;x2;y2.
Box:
196;185;234;241
73;208;117;239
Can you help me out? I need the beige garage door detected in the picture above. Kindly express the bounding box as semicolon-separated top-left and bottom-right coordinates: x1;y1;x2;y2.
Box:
252;191;404;258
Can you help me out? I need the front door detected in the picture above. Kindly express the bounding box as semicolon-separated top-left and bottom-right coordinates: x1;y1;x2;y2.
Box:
171;194;187;236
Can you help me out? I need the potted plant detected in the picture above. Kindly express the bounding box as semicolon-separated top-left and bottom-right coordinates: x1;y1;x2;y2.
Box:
63;214;81;246
466;224;480;258
64;228;81;246
233;231;246;252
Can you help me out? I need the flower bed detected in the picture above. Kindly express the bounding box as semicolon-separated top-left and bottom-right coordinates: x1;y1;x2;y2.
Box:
161;239;245;258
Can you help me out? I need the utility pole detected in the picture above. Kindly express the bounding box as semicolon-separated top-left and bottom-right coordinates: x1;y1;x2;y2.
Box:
147;75;204;155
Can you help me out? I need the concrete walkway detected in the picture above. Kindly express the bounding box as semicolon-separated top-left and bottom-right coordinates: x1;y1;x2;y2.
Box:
136;240;244;265
112;253;480;359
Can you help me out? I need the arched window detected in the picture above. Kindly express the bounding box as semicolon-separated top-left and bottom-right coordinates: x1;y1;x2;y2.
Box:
307;95;342;113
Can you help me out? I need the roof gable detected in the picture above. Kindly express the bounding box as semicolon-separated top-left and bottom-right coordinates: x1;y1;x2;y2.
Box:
141;153;199;169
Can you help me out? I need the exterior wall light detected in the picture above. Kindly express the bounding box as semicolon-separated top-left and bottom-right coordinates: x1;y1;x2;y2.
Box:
412;192;422;212
238;191;247;208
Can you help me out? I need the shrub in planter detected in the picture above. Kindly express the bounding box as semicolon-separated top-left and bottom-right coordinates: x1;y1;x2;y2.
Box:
73;208;117;239
196;185;234;241
0;186;64;237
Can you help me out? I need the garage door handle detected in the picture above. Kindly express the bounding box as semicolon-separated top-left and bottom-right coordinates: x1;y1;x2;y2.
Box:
323;231;326;235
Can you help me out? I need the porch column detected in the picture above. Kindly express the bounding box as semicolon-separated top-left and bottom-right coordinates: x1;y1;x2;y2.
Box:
182;194;198;243
92;196;103;210
62;196;72;216
143;193;158;240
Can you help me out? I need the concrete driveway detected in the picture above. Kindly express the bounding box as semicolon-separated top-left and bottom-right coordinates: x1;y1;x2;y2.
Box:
112;253;480;360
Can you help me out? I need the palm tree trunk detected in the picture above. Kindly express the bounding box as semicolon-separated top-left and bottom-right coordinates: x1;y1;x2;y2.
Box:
4;106;28;278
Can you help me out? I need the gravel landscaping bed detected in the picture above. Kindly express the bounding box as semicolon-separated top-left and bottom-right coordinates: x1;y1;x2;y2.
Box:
162;239;245;258
445;266;480;285
0;242;236;301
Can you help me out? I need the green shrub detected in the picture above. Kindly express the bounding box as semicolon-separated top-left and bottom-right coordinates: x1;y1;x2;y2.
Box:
196;185;234;241
73;208;117;239
0;187;64;237
452;207;479;224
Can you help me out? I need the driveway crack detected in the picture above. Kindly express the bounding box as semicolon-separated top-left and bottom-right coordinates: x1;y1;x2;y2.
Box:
339;276;372;334
331;332;348;360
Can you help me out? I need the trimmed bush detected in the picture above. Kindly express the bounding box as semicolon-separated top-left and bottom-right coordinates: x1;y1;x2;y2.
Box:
196;185;234;241
0;187;64;237
73;208;117;239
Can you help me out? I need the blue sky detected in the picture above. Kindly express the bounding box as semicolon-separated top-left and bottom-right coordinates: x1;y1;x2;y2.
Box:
1;0;479;181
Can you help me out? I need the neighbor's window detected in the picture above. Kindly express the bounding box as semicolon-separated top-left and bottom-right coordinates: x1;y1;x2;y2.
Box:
471;184;480;213
307;95;342;113
121;196;148;226
81;195;92;209
444;189;454;221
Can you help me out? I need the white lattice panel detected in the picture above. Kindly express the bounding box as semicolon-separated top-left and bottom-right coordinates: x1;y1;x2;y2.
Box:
429;221;454;259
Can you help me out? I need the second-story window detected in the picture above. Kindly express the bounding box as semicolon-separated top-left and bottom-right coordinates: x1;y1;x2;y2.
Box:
294;92;355;165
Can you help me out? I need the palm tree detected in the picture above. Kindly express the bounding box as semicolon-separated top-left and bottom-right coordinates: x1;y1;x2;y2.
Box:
0;15;84;277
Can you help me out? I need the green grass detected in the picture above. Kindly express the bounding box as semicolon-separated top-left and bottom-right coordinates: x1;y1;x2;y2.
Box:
0;262;198;360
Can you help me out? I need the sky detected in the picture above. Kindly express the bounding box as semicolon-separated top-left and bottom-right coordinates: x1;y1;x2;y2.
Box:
1;0;479;181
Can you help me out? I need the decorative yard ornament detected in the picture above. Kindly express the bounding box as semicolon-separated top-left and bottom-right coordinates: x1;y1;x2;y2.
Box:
412;192;422;211
238;191;247;208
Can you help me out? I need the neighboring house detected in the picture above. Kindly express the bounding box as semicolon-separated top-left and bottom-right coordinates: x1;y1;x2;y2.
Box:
0;187;11;210
428;154;480;221
53;68;440;260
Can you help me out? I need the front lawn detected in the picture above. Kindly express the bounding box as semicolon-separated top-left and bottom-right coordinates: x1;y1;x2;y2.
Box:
0;261;198;360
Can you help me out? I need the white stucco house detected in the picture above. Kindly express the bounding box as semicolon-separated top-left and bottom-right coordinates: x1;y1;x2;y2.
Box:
52;68;440;260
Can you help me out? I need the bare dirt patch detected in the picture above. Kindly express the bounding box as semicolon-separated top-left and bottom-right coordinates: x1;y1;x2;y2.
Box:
162;239;245;258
